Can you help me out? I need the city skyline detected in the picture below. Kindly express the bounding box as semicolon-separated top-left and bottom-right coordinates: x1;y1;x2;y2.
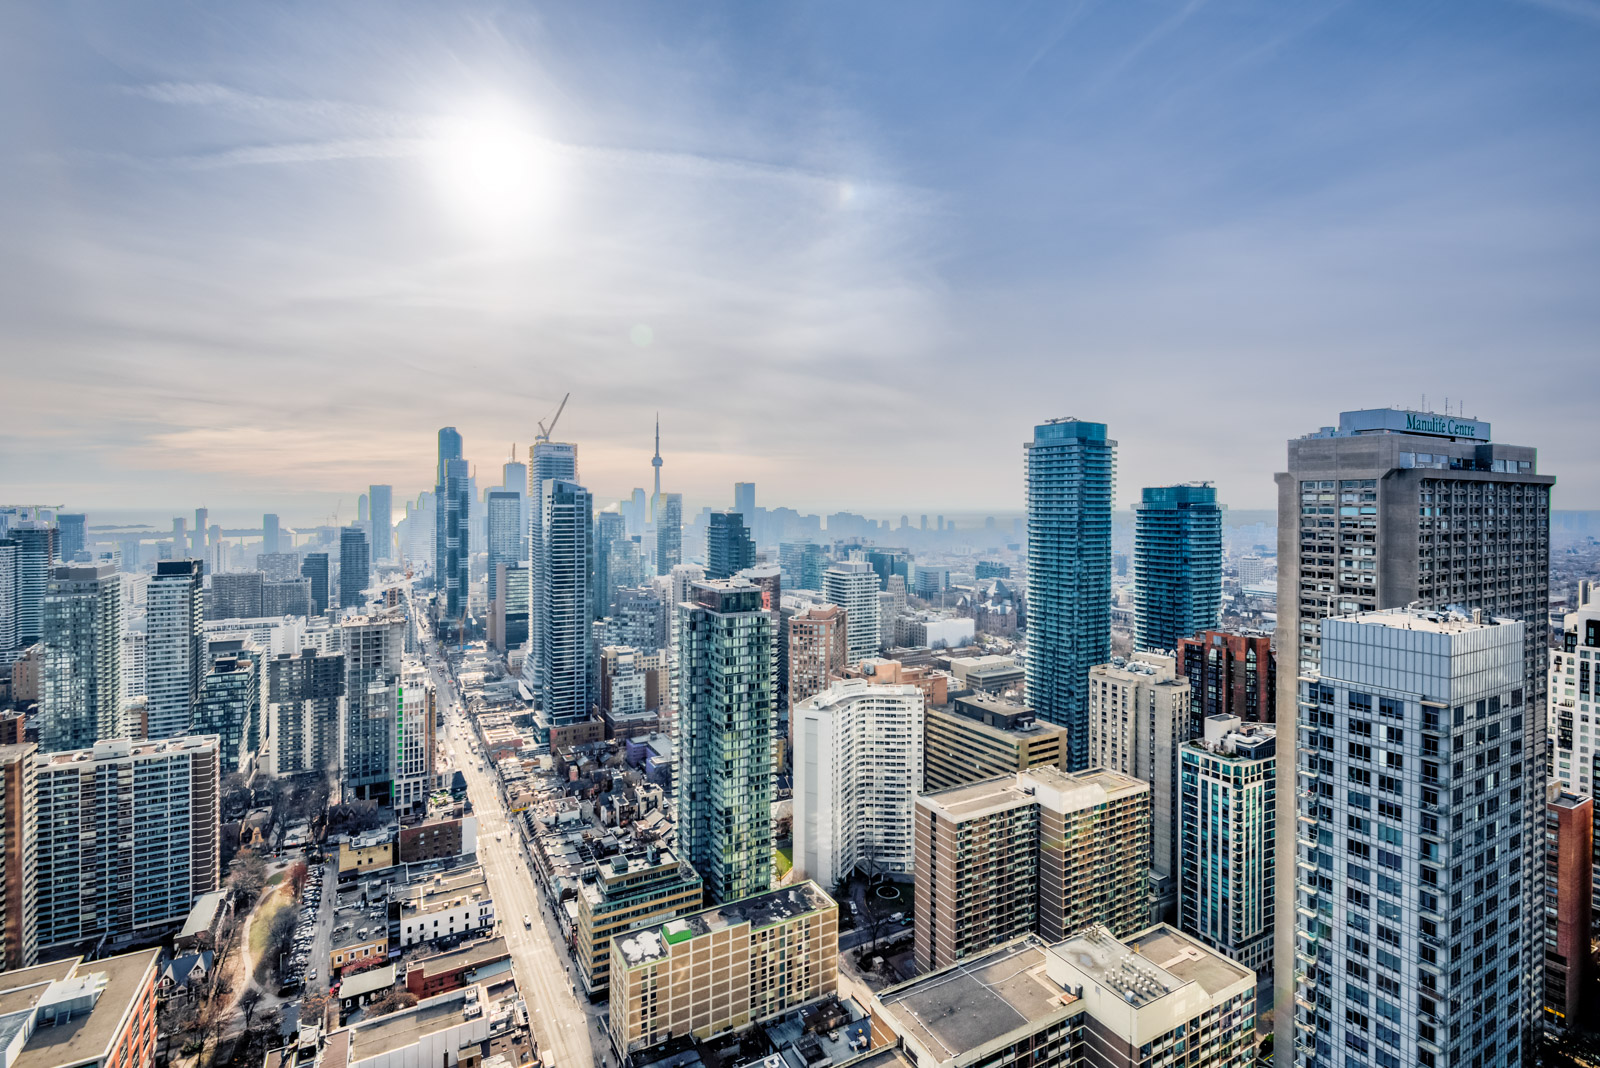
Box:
4;3;1599;512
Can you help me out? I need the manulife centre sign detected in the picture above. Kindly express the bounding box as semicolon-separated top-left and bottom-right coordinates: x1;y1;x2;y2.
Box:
1340;408;1491;442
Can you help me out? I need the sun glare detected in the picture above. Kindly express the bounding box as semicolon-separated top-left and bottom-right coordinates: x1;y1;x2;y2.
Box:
429;105;559;232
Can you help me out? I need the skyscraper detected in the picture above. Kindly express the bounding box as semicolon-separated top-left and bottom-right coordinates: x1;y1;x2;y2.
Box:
1292;609;1532;1068
369;484;393;563
434;427;470;628
674;580;775;904
529;440;579;677
1175;628;1277;724
8;525;54;644
486;489;522;605
704;511;754;580
262;513;281;555
1024;418;1115;769
300;551;330;614
0;541;16;656
208;570;263;620
194;651;259;772
0;742;37;970
822;560;879;666
592;509;626;620
40;564;122;753
342;611;404;804
502;455;529;560
55;514;86;561
338;525;370;610
145;559;204;739
1133;483;1222;653
539;479;592;729
655;493;682;576
734;481;755;527
268;648;344;777
1271;408;1553;1060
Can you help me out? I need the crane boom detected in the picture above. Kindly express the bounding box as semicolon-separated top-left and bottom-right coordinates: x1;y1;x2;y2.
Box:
536;392;571;442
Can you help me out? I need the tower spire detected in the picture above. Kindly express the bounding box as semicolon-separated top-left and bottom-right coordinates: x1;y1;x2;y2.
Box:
651;413;664;527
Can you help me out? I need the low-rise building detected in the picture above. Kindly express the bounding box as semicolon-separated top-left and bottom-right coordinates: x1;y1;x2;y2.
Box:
0;948;160;1068
574;846;702;998
923;692;1067;791
396;866;496;948
398;814;479;864
404;936;514;999
339;830;398;876
608;881;839;1059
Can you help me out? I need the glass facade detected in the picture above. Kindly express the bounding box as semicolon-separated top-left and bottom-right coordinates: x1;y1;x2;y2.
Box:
1134;483;1222;653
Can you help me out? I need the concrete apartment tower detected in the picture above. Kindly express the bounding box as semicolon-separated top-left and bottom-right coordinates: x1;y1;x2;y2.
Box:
1550;584;1600;917
341;612;405;805
673;580;775;904
821;560;879;666
40;564;123;753
0;742;38;970
1025;418;1115;769
1272;408;1553;1064
145;559;204;739
1133;483;1223;653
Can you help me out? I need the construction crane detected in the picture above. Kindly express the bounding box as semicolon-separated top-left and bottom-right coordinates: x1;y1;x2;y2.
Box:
536;392;570;443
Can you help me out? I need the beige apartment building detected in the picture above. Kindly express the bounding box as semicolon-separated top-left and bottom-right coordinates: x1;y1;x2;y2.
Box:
574;845;703;997
608;881;838;1058
913;766;1150;972
923;692;1068;790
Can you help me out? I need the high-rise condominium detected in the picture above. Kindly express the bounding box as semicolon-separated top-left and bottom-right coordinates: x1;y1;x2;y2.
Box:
1292;609;1533;1068
1550;586;1600;921
674;580;774;904
529;440;578;677
8;525;54;645
502;457;528;559
0;742;38;970
1175;628;1277;723
592;509;626;619
787;603;848;711
1025;418;1115;769
792;679;924;888
822;560;879;666
268;648;344;777
368;484;393;563
40;564;122;753
208;570;263;620
300;551;330;615
145;559;204;739
655;493;682;576
435;427;470;627
55;514;85;561
1545;789;1592;1034
35;735;220;952
540;479;592;728
1134;483;1222;652
0;541;16;655
342;612;405;805
486;489;522;605
704;511;754;580
338;525;370;610
1179;715;1276;975
1271;408;1552;1061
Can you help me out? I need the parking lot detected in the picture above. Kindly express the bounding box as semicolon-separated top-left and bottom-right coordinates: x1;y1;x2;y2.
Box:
278;860;328;991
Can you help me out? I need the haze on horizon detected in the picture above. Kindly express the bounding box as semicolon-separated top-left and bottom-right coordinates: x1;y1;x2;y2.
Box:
3;1;1598;517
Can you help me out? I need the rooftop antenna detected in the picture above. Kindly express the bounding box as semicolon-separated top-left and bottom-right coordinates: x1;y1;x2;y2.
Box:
537;392;571;443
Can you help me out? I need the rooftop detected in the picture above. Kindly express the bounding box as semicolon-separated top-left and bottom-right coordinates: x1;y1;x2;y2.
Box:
405;937;511;979
347;985;485;1061
616;881;834;967
2;949;160;1068
1051;924;1251;1005
1345;606;1510;634
880;938;1075;1061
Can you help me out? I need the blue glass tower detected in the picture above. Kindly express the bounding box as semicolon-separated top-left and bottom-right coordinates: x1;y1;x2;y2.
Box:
1025;418;1115;769
1133;483;1223;653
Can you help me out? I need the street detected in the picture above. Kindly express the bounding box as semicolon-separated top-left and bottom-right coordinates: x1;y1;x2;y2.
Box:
421;634;610;1068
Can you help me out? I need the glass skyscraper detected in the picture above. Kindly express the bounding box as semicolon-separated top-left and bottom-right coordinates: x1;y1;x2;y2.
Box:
705;510;754;580
529;440;578;682
368;484;393;563
486;489;522;605
655;492;683;576
338;525;370;611
1133;483;1223;653
539;478;592;728
434;427;470;628
1024;418;1115;769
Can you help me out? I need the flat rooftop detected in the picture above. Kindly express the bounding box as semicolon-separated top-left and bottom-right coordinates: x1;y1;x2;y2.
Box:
1346;607;1509;634
618;881;834;966
916;775;1038;821
407;937;510;977
6;949;160;1068
1050;924;1250;1007
348;986;483;1060
880;939;1075;1060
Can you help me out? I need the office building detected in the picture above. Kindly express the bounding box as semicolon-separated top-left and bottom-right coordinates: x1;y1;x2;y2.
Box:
540;479;592;728
40;564;122;753
0;948;162;1068
338;526;370;610
1545;789;1592;1034
792;679;923;888
1272;409;1553;1059
54;514;85;561
485;489;521;605
341;612;405;805
262;576;311;617
1025;418;1115;768
913;565;949;600
593;509;626;618
575;844;703;996
262;512;281;555
208;570;263;620
674;580;775;904
0;742;38;970
1133;483;1223;653
145;559;204;740
35;736;220;951
913;766;1150;972
881;925;1256;1068
655;492;682;575
301;551;330;615
923;692;1068;791
8;525;54;644
193;651;258;773
368;483;393;563
1292;609;1532;1068
608;881;838;1059
267;648;345;777
734;481;756;527
1175;628;1276;724
1179;716;1276;975
705;511;755;580
822;560;879;666
435;427;470;627
1088;651;1191;916
395;662;436;813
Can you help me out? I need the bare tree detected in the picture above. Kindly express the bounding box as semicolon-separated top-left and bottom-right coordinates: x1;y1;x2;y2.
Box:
238;987;263;1031
227;850;268;908
365;990;419;1018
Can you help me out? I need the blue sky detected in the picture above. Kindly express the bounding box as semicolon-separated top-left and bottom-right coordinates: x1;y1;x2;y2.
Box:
2;1;1597;520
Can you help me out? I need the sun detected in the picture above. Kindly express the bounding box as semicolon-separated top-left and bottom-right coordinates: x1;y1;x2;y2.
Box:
429;104;559;233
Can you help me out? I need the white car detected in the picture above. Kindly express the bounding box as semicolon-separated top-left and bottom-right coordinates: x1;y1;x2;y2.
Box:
523;914;532;928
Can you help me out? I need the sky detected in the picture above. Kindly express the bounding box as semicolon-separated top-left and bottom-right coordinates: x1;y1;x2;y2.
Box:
2;0;1598;524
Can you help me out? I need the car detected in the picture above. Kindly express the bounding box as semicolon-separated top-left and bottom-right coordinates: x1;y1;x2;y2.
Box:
523;914;532;928
848;902;858;914
307;969;317;980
